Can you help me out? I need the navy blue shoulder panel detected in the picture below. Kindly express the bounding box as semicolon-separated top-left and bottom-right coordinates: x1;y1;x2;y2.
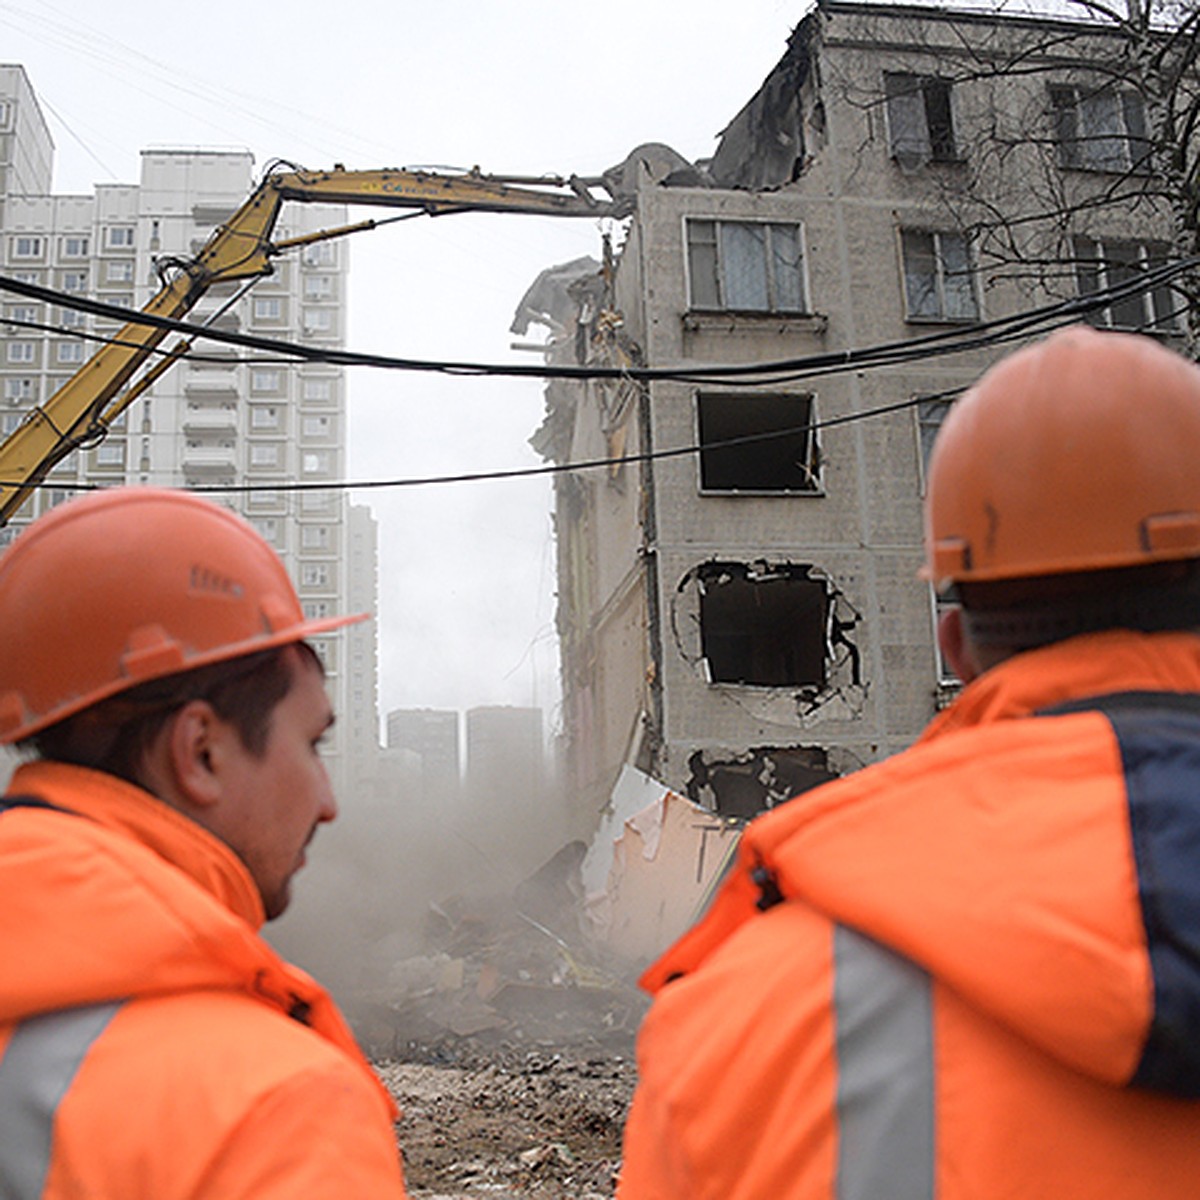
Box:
1075;696;1200;1097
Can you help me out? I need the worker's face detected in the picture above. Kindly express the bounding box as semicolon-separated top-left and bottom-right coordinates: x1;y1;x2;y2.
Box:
213;649;338;920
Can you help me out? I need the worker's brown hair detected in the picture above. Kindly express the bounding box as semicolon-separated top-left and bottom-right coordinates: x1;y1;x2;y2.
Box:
23;642;323;786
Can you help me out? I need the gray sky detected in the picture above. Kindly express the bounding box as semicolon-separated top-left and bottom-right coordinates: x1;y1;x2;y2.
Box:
0;0;803;728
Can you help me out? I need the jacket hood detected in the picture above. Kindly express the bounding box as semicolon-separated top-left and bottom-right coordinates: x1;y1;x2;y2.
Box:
647;631;1200;1091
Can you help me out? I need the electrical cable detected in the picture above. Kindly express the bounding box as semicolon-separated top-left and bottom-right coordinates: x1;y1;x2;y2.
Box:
0;259;1193;502
1;254;1193;385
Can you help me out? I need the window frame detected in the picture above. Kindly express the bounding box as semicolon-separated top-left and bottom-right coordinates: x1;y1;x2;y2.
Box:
1073;236;1180;332
684;217;809;315
105;226;136;250
900;228;980;324
3;378;34;402
302;307;334;333
252;297;282;322
12;236;44;260
249;404;281;430
301;377;335;403
1050;84;1150;174
250;369;282;393
915;395;954;494
59;235;90;259
884;72;959;165
304;275;335;300
248;442;282;468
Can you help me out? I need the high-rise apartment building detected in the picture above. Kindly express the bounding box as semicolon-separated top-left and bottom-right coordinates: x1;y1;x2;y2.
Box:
386;708;461;803
0;64;379;793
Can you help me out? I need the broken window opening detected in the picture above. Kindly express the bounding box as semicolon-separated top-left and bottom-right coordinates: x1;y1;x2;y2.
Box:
685;745;839;821
698;562;830;688
884;73;958;165
696;392;821;494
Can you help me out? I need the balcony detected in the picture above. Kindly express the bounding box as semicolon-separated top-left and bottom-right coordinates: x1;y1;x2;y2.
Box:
182;406;238;435
181;442;237;473
184;370;238;396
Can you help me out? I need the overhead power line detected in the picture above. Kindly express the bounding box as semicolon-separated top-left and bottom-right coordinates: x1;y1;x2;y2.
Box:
0;255;1194;387
0;259;1193;500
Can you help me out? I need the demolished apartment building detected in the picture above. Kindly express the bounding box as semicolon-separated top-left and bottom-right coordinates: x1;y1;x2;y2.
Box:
522;0;1189;835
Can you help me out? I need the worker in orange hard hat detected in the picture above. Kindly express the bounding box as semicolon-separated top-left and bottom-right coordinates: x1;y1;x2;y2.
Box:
0;488;410;1199
618;327;1200;1200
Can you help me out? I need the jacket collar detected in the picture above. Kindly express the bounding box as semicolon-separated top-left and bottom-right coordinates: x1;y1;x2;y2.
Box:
920;630;1200;744
8;759;266;927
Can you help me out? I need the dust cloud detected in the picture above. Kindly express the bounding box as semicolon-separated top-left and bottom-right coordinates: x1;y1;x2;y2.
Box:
266;755;644;1058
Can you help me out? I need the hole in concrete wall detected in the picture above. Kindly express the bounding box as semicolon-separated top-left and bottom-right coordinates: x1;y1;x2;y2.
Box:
696;392;820;493
697;561;829;687
686;745;838;820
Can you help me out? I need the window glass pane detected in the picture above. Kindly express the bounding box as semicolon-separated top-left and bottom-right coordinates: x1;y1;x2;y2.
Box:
902;230;939;318
1073;236;1103;327
720;222;770;310
687;221;721;309
1050;87;1081;167
924;81;956;160
917;398;953;487
1107;242;1146;329
1145;246;1180;330
1122;92;1150;171
769;225;805;311
1080;91;1125;171
885;74;930;160
939;234;977;319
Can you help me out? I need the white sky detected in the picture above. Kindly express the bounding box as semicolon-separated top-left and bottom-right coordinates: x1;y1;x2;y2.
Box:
0;0;804;732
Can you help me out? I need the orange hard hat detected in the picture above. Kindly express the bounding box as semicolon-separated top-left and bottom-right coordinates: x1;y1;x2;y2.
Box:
0;487;367;743
923;326;1200;593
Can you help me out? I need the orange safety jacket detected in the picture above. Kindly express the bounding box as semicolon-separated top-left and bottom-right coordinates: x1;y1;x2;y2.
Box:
0;760;409;1199
618;630;1200;1200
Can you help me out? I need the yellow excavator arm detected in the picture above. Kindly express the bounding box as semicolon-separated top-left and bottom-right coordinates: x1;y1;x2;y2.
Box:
0;163;625;524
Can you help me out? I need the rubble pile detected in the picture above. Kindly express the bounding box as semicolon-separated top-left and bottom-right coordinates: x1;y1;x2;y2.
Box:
354;844;648;1061
356;844;650;1197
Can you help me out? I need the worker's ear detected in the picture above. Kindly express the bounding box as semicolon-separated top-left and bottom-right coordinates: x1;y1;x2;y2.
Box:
937;605;981;685
164;700;228;810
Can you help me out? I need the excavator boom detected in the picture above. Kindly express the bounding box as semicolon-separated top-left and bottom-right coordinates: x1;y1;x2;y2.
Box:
0;164;626;524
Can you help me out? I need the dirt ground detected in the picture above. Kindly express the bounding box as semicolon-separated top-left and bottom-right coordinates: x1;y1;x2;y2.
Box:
376;1037;638;1200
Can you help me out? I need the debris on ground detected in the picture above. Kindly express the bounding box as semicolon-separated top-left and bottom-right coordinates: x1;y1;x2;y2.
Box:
351;844;649;1060
377;1044;636;1199
351;841;656;1198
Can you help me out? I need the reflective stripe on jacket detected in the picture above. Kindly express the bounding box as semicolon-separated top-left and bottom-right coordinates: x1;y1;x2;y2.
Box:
618;631;1200;1200
0;761;408;1199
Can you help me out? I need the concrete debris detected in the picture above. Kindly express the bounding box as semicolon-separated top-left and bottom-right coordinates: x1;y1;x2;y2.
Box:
707;17;818;190
510;257;602;337
355;849;644;1060
584;766;741;968
601;141;708;199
